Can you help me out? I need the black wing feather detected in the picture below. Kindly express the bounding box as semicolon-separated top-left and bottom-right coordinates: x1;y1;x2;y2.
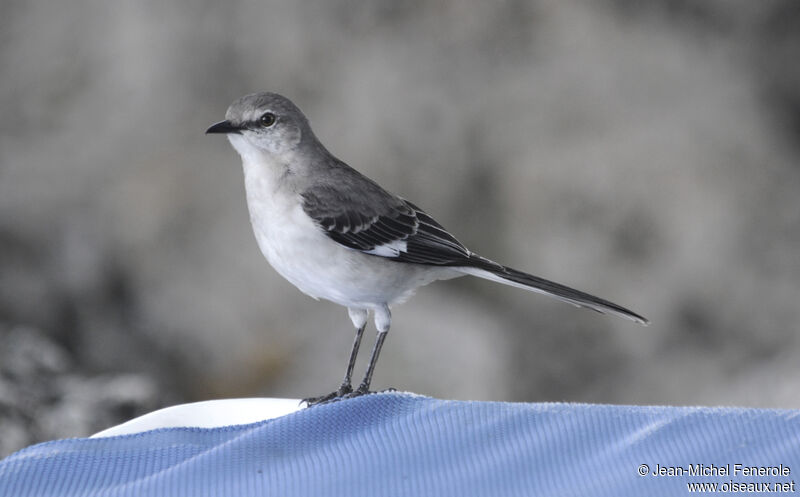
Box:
301;185;470;265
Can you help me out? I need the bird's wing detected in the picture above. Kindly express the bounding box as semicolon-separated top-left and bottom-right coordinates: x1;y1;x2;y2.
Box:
301;182;472;266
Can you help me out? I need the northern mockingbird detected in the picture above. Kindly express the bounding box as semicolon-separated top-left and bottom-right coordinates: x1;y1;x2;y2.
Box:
207;92;648;405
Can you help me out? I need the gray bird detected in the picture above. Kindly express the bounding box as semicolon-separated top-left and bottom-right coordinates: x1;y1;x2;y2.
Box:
207;92;648;405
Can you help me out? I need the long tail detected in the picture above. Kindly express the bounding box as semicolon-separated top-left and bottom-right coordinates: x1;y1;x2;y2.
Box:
456;255;649;325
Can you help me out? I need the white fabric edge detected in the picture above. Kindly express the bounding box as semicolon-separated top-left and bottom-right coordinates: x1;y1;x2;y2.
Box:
91;398;306;438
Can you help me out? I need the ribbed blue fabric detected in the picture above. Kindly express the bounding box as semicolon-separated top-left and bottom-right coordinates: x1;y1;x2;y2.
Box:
1;393;799;496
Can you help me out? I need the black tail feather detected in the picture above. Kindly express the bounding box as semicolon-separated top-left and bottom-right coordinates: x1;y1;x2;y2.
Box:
462;255;649;325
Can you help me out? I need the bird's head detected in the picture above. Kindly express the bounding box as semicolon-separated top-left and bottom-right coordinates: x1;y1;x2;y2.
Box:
206;92;312;159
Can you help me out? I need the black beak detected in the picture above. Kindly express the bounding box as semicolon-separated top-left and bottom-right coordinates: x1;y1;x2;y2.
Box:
205;120;242;135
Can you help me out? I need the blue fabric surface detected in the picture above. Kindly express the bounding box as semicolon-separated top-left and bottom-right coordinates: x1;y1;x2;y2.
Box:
1;393;799;496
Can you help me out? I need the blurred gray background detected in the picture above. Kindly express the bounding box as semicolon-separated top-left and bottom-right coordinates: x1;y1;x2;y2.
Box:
2;0;800;456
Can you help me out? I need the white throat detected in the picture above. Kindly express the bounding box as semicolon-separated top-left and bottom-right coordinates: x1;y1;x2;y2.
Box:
227;134;292;191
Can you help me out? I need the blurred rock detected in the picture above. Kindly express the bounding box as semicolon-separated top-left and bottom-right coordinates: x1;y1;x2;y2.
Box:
0;325;167;457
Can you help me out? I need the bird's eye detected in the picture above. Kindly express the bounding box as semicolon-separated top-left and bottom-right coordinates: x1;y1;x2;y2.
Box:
259;113;276;127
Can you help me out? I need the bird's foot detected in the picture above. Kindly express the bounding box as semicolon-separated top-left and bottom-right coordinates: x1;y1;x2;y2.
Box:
340;385;397;400
303;385;397;406
302;383;353;407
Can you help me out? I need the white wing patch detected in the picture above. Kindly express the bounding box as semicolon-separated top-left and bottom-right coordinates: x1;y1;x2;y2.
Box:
364;239;408;257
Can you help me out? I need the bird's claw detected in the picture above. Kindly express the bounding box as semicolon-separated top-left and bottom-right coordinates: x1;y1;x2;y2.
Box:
338;385;398;399
302;383;354;406
301;392;337;406
340;384;369;399
302;385;397;407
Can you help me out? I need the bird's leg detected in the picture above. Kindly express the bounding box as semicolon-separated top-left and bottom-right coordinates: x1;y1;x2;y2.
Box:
303;309;368;407
337;322;366;395
353;329;388;396
351;304;391;396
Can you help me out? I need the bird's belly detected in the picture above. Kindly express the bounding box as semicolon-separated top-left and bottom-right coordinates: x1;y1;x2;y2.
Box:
248;199;446;308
